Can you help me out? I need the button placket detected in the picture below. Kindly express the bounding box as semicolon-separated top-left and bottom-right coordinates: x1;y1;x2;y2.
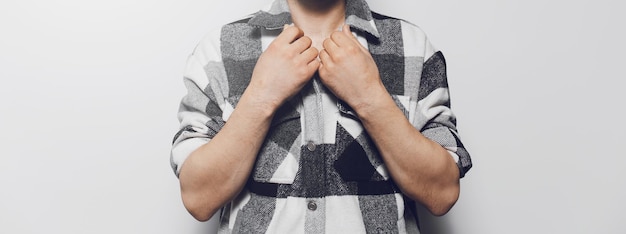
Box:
307;201;317;211
304;198;325;233
306;141;316;152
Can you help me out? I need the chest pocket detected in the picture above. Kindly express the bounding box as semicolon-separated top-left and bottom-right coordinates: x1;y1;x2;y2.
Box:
334;101;388;182
333;94;412;183
252;103;302;184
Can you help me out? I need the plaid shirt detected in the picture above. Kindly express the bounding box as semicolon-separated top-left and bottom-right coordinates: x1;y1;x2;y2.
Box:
171;0;472;233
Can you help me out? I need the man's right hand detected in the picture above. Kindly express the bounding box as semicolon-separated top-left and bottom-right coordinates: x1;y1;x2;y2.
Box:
246;25;320;112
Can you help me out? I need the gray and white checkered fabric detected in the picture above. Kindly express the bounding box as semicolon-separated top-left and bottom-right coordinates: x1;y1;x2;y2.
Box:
171;0;472;233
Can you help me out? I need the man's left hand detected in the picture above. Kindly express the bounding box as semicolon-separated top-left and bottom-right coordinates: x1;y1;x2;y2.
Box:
318;24;387;111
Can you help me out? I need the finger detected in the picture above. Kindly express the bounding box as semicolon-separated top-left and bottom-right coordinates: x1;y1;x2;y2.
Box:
299;47;319;63
291;36;313;53
275;25;305;44
302;47;320;75
318;49;333;65
317;50;327;74
342;24;360;44
341;24;368;52
342;24;352;37
307;57;321;73
322;37;340;58
330;29;355;48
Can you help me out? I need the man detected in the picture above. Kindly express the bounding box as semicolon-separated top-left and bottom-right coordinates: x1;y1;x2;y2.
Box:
171;0;472;233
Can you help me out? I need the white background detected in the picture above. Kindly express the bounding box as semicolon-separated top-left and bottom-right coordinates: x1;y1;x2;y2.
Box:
1;0;624;233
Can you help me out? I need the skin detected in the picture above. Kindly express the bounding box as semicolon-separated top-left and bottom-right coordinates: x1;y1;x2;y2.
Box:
178;0;460;222
319;24;460;216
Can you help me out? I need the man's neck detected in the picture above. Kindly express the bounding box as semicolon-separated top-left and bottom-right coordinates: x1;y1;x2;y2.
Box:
287;0;346;36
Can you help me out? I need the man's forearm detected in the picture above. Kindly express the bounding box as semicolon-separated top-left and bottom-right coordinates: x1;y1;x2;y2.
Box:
355;90;460;216
177;25;320;222
178;92;275;221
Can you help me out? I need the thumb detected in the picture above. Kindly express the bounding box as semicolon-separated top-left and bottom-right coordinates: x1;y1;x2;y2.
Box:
342;24;363;47
342;24;352;36
342;24;359;42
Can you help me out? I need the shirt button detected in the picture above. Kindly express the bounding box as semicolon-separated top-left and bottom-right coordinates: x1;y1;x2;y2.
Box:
307;201;317;211
306;141;316;152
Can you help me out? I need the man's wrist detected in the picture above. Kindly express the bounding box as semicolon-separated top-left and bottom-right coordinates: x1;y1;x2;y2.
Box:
236;90;279;121
352;91;396;124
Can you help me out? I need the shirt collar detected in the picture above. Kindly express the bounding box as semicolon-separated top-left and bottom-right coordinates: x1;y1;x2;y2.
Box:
248;0;381;39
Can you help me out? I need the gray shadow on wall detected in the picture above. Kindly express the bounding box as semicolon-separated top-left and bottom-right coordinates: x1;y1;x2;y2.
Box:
417;203;454;234
194;213;219;234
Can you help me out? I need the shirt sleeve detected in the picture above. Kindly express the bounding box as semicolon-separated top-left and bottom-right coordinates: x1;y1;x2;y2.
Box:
170;31;230;177
414;45;473;178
